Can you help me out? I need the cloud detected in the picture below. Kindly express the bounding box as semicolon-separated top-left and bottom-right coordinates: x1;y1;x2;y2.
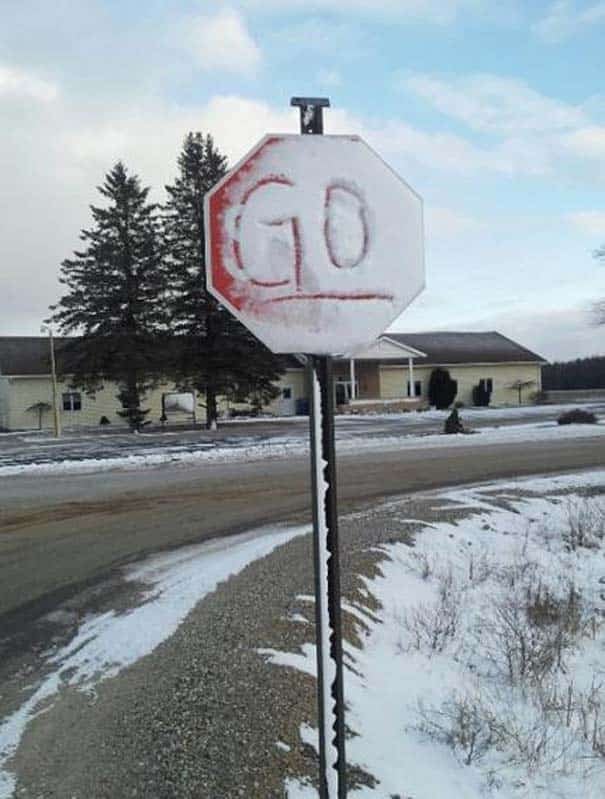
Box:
317;68;342;87
534;0;605;43
369;120;514;174
469;305;602;360
394;304;601;360
239;0;486;25
402;72;587;133
0;64;58;102
399;71;605;181
425;206;484;238
568;210;605;237
182;8;262;75
562;125;605;159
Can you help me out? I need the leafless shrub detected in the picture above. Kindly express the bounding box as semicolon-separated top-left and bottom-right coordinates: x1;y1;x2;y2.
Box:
477;579;592;686
403;570;462;654
468;550;493;585
577;680;605;757
418;693;495;765
418;684;580;776
500;555;539;592
563;497;605;551
479;597;557;685
409;550;433;581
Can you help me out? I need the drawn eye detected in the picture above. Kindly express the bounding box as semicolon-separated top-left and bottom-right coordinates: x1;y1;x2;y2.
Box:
324;183;369;269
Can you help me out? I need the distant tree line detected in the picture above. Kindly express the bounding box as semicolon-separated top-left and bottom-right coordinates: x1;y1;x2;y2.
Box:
50;133;283;431
542;357;605;390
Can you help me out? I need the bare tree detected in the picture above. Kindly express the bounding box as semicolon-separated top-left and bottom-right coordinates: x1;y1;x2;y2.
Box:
594;245;605;325
508;379;536;405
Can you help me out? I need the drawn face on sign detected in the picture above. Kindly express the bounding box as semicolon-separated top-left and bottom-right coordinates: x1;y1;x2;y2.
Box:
205;135;424;355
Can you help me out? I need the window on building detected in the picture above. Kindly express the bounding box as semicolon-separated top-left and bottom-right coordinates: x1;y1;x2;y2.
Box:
62;392;82;412
479;378;494;393
407;380;422;397
282;387;292;400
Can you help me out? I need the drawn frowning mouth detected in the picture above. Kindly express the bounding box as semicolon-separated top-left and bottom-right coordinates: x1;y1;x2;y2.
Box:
261;291;395;304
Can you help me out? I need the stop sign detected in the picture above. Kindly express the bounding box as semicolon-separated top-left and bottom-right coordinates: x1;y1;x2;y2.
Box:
205;134;424;355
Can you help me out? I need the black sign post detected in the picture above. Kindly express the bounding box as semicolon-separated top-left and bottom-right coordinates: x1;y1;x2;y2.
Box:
291;96;347;799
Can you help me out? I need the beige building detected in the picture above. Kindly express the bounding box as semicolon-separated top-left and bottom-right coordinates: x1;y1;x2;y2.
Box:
0;332;545;430
348;331;546;409
0;337;211;431
270;331;546;415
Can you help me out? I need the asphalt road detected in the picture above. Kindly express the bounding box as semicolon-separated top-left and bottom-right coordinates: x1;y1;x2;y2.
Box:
1;434;603;633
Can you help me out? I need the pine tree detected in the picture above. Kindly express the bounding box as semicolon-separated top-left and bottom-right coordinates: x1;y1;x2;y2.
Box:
50;162;166;431
163;132;283;429
428;368;458;409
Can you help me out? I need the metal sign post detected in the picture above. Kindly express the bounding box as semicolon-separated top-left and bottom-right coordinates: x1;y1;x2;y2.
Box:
204;94;425;799
291;97;347;799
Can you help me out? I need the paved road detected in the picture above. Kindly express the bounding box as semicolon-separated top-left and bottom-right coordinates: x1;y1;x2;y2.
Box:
1;434;603;632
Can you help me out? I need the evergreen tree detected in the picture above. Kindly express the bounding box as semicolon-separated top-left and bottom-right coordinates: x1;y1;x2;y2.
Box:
543;356;605;390
163;132;283;429
428;368;458;409
50;162;166;431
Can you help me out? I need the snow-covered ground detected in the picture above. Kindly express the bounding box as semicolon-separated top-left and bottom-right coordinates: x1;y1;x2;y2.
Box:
1;417;603;477
2;470;605;798
279;471;605;798
342;402;605;423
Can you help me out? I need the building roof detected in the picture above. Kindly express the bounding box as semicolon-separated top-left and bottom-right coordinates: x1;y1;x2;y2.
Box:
349;337;426;360
0;336;303;376
0;337;76;375
0;331;547;376
385;331;546;365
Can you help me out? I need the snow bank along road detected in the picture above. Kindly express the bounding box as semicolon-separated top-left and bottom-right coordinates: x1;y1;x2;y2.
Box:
1;469;604;797
0;401;603;475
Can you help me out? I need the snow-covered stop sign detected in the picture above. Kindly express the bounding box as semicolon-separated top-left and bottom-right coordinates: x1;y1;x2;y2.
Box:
205;134;424;355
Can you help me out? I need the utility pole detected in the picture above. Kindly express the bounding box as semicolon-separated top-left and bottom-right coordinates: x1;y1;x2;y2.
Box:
40;323;61;438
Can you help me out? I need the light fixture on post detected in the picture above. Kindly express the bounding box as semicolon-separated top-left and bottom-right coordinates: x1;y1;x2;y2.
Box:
40;323;61;438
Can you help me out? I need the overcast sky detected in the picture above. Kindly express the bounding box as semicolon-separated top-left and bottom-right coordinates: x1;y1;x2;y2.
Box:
1;0;604;361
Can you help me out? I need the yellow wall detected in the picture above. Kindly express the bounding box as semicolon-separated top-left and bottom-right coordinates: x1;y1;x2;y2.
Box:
2;361;544;429
4;377;202;431
0;377;9;429
379;362;542;406
4;368;310;429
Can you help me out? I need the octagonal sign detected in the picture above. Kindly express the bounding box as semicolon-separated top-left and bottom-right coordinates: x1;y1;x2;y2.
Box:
205;134;424;355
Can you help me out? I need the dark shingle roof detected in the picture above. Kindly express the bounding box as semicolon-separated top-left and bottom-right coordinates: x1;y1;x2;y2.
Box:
0;332;546;375
0;336;301;376
385;332;546;365
0;337;76;375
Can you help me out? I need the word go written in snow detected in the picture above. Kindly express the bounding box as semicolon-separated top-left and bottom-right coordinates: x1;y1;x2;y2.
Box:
206;134;424;355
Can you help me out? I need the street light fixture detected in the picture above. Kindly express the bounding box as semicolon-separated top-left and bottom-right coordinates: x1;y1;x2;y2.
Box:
40;323;61;438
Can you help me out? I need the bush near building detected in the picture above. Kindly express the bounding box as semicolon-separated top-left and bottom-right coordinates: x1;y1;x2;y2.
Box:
428;368;458;410
558;408;598;425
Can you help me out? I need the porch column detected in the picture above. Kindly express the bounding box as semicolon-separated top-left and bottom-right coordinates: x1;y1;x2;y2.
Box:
408;357;415;397
350;358;356;400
